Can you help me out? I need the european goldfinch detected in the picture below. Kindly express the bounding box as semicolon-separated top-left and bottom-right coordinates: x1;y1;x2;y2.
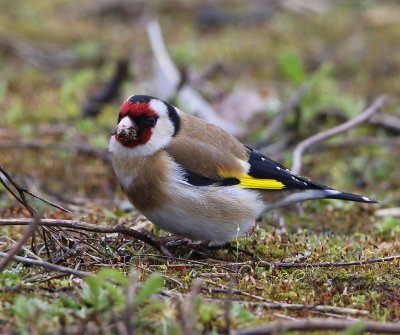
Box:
109;95;376;243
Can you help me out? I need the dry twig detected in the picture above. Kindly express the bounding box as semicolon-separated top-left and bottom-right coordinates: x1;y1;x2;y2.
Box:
2;219;398;272
233;318;400;335
173;295;368;316
0;251;89;277
203;279;273;302
0;213;41;272
265;254;400;269
371;114;400;134
291;96;388;174
201;282;368;316
0;218;173;258
307;136;400;152
0;164;70;214
0;164;36;216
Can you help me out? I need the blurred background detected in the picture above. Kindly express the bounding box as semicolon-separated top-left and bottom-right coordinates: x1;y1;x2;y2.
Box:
0;0;399;232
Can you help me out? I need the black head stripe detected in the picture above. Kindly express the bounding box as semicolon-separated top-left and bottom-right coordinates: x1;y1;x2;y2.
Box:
128;95;155;103
166;104;180;136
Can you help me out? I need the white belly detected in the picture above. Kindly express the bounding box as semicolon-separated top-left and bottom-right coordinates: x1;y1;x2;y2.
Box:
143;183;264;242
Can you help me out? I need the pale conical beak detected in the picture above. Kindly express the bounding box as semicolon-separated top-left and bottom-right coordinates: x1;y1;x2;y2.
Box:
112;116;140;142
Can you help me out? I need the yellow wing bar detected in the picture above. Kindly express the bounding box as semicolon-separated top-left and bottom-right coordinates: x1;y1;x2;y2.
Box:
237;174;285;190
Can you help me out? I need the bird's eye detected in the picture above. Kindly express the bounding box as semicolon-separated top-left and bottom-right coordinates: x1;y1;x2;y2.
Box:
146;116;157;126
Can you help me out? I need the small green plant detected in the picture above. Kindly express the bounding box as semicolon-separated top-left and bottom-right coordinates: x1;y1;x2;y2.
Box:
278;48;306;86
374;217;400;239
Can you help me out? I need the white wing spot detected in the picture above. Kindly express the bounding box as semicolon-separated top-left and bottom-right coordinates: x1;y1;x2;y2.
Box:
261;157;266;161
276;166;281;170
362;196;371;202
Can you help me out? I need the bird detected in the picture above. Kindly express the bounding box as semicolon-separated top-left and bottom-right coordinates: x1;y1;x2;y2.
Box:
109;95;376;243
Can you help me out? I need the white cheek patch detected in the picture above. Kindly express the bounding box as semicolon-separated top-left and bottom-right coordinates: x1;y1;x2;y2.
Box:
149;99;169;117
141;116;174;154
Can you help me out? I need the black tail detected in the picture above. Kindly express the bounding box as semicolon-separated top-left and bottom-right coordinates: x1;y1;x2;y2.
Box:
326;191;378;203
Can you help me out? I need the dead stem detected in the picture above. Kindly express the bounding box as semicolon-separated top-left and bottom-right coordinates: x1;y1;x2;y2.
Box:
234;318;400;335
291;96;388;174
0;164;70;214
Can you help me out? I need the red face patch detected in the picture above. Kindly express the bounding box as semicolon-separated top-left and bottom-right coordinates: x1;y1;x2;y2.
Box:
116;101;159;148
119;101;158;119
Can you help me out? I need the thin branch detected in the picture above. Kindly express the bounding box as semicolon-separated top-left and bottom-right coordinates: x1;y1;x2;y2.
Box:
200;281;368;316
24;190;70;213
171;293;368;316
0;164;70;214
0;218;173;258
307;136;400;152
265;254;400;269
371;114;400;134
291;96;388;174
0;164;36;216
204;243;400;270
2;219;398;269
203;279;274;302
0;251;89;277
243;300;368;316
234;318;400;335
0;213;41;272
